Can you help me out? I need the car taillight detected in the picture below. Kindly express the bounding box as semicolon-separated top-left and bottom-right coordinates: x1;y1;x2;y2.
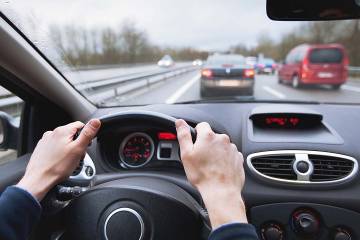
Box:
244;69;255;78
201;69;213;78
344;57;349;70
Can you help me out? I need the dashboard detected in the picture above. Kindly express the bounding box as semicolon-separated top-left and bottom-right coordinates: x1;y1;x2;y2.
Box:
86;102;360;240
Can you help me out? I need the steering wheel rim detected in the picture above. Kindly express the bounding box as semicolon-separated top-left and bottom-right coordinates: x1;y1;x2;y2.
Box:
57;111;211;240
98;110;197;140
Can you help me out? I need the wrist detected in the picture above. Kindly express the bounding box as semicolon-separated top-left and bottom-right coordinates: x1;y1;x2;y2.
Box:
198;185;248;229
17;172;57;201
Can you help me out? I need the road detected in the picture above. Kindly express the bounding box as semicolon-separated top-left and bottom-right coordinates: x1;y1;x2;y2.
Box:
104;70;360;105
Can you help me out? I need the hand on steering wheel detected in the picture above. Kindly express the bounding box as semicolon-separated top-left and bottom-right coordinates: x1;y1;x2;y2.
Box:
17;119;101;201
176;119;248;229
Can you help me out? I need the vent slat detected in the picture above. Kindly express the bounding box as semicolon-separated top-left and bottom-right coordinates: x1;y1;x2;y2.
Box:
310;154;354;182
72;159;84;176
250;154;296;181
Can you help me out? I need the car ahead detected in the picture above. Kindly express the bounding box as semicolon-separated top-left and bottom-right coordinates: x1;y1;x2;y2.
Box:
245;56;258;68
157;55;175;67
192;59;203;66
278;44;349;89
200;54;255;97
256;58;276;74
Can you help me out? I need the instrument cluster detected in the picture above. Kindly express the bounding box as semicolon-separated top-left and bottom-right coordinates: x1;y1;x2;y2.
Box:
100;129;182;170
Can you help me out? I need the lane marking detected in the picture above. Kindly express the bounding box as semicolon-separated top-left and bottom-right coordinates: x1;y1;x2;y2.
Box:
165;74;200;104
342;84;360;93
262;86;286;99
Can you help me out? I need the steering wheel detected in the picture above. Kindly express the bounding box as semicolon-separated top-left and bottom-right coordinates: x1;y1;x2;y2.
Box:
60;111;210;240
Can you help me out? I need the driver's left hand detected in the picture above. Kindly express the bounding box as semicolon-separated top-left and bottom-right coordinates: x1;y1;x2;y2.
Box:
17;119;101;201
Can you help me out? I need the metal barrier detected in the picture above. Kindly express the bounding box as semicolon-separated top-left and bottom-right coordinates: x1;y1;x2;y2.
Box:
349;66;360;77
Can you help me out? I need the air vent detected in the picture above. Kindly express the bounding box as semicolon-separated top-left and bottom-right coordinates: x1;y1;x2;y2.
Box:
251;155;296;180
72;158;84;176
309;155;355;182
247;151;358;184
69;154;96;180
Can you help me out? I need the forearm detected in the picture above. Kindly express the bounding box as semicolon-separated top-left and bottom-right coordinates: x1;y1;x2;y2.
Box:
199;187;259;240
0;186;42;240
17;171;57;201
199;186;248;229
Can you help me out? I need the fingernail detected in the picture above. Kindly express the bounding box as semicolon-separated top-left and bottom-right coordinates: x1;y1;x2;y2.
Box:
89;119;101;128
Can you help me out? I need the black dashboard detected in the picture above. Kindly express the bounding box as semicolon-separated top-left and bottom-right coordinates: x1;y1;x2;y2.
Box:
87;102;360;240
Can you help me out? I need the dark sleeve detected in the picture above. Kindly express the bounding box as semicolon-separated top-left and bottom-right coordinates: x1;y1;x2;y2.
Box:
209;223;259;240
0;186;42;240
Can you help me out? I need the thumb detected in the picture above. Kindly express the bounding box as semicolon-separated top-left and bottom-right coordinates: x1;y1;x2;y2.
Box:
74;119;101;148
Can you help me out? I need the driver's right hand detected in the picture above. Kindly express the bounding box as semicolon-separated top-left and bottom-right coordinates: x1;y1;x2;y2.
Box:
176;119;248;229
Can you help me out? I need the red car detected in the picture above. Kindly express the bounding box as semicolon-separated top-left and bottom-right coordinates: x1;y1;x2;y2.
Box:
278;44;349;89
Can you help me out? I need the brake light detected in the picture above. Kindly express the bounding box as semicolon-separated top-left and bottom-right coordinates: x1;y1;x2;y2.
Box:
201;69;213;78
244;69;255;78
344;57;349;69
158;132;177;140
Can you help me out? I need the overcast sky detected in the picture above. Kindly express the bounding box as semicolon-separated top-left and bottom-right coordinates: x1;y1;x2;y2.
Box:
2;0;302;50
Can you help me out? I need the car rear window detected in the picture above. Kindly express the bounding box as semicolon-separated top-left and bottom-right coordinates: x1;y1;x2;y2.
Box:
208;56;245;65
309;48;343;64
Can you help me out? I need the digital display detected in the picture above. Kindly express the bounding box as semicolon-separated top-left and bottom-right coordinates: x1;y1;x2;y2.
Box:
251;114;322;129
265;117;300;127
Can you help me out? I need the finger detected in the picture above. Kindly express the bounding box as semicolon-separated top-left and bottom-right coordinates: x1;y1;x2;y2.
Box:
217;133;230;144
74;119;101;148
42;131;52;138
61;121;85;135
195;122;215;142
176;119;194;158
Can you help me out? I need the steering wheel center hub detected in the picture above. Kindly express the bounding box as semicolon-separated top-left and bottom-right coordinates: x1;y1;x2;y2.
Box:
104;208;144;240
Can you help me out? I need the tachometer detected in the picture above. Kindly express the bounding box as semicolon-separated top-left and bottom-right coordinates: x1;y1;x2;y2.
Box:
119;133;154;168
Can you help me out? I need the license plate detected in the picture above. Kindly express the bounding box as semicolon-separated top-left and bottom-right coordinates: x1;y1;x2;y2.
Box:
218;80;246;87
318;72;334;78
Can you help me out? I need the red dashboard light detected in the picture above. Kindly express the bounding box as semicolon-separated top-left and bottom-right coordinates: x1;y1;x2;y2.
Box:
158;132;177;140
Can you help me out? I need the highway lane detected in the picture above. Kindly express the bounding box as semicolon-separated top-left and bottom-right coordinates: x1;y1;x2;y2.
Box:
109;71;360;105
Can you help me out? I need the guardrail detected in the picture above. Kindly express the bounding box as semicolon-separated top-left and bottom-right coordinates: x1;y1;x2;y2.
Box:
0;64;197;115
349;66;360;77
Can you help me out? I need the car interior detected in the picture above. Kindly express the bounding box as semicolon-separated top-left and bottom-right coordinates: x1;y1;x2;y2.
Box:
1;0;360;239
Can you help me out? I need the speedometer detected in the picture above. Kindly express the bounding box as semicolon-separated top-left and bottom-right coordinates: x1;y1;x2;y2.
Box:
119;133;155;168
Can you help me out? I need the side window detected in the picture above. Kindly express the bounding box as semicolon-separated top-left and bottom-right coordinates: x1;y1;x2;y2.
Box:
295;48;305;63
285;52;293;64
287;51;296;64
0;86;23;166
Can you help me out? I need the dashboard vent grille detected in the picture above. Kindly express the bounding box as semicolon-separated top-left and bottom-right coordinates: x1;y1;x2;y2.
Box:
72;158;84;176
251;155;296;180
247;151;358;184
309;155;354;182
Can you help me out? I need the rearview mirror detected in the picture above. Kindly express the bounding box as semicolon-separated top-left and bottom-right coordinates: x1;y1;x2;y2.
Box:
0;112;19;151
267;0;360;21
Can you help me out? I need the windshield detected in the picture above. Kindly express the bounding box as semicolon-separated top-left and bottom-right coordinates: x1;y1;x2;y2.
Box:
1;1;360;106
